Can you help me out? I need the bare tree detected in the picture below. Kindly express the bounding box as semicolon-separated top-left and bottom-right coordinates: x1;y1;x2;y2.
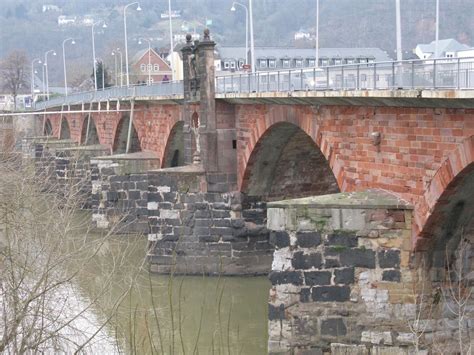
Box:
1;50;28;111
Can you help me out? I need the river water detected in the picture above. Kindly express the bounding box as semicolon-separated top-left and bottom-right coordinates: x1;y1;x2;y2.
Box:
73;224;270;355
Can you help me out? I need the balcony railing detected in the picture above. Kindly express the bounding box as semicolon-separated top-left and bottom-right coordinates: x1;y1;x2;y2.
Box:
33;81;184;110
216;57;474;94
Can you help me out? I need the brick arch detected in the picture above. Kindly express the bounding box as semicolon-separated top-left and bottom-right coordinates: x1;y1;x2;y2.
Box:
80;115;100;145
112;114;141;153
237;105;346;193
161;121;185;168
59;117;71;139
240;120;340;201
44;118;53;136
416;135;474;250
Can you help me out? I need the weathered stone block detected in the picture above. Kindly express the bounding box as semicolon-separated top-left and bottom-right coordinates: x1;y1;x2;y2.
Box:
312;286;350;302
268;303;286;321
321;318;347;336
378;250;401;269
340;248;376;268
304;271;331;285
296;232;321;248
270;231;290;248
300;288;311;303
334;268;355;284
269;271;303;285
382;270;401;282
325;231;358;247
292;252;322;270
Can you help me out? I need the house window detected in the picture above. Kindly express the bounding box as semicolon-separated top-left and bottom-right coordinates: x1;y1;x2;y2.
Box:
347;59;354;64
147;64;152;72
308;59;315;67
238;60;244;68
282;59;290;68
154;64;159;71
295;59;303;68
140;64;146;72
321;59;329;66
259;59;267;68
230;61;236;69
446;53;454;58
334;59;342;65
224;61;230;69
269;60;276;68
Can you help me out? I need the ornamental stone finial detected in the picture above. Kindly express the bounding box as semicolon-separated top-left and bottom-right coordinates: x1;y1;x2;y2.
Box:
203;28;210;41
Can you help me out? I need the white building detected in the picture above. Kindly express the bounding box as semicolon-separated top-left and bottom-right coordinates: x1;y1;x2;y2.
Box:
415;38;471;59
42;4;60;13
294;30;311;41
58;15;76;26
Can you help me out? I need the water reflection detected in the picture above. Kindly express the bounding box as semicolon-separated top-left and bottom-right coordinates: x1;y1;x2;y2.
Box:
73;224;270;354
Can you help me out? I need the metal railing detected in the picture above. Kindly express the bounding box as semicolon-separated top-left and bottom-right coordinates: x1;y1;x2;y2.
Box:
216;57;474;94
33;81;184;110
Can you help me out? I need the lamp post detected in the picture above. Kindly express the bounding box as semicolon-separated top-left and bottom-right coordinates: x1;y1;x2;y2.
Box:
435;0;440;58
167;0;174;79
44;50;56;100
231;2;249;66
91;20;107;91
62;38;75;96
248;0;255;73
111;51;118;86
315;0;320;68
124;2;142;86
138;38;152;85
31;58;41;99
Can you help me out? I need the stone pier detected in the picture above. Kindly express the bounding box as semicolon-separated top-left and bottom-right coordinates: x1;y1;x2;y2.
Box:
266;190;420;354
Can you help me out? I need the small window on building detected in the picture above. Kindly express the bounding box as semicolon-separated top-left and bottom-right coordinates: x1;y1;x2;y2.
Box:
321;59;329;66
147;64;152;72
347;59;354;64
238;60;244;68
308;59;315;67
230;61;236;69
154;64;159;71
334;59;342;65
224;61;230;69
282;59;290;68
295;59;303;68
269;60;276;68
259;59;267;68
140;64;146;72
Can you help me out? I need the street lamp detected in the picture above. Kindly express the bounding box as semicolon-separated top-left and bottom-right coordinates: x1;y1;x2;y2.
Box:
138;38;152;85
315;0;320;68
91;20;107;91
31;58;41;99
62;38;75;96
124;2;142;86
435;0;440;58
44;50;56;100
231;2;249;66
112;48;123;87
248;0;255;73
167;0;174;78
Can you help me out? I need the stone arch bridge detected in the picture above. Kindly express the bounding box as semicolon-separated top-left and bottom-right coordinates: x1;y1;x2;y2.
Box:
28;32;474;353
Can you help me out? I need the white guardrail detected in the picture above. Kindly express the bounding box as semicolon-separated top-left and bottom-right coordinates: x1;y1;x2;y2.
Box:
33;57;474;110
216;57;474;94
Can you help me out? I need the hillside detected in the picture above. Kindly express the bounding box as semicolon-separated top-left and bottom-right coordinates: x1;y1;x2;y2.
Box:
0;0;472;85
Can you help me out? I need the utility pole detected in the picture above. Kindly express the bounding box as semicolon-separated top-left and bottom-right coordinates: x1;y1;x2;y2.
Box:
315;0;320;67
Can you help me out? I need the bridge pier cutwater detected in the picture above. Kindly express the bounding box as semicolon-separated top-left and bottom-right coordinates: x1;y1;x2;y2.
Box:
28;29;474;352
